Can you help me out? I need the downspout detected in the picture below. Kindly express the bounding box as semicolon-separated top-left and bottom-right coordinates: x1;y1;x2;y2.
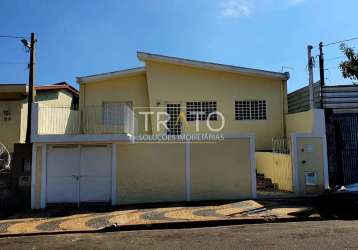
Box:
281;79;288;138
78;82;86;134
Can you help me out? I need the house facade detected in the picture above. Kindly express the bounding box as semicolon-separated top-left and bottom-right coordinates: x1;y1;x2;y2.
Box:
78;52;289;150
0;82;79;154
31;52;328;209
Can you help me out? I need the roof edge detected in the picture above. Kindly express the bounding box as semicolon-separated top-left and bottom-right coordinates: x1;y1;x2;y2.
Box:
137;51;289;80
77;67;146;84
35;82;79;96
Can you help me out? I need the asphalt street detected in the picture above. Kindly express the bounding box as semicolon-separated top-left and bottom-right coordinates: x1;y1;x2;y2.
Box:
0;220;357;249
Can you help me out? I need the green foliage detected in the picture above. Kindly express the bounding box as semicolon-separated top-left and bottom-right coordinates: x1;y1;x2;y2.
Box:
339;43;358;80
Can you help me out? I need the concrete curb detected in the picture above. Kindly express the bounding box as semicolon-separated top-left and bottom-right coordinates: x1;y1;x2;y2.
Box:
0;215;321;238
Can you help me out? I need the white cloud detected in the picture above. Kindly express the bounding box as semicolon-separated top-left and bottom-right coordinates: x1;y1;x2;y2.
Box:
218;0;303;18
220;0;254;18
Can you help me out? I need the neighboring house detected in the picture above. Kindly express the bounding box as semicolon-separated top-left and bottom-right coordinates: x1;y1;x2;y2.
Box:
289;83;358;186
0;82;79;153
31;52;328;209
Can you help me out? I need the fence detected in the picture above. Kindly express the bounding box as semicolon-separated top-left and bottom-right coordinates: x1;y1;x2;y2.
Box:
288;84;358;114
37;104;135;135
256;137;293;193
288;83;321;114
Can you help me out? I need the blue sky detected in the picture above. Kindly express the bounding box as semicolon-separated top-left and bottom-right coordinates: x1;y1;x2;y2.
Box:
0;0;357;92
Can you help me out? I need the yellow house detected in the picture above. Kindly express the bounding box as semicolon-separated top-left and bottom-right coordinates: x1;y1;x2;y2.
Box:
30;52;328;209
0;82;79;153
78;52;289;150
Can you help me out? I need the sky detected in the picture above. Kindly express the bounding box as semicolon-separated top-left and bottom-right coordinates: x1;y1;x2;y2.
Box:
0;0;357;92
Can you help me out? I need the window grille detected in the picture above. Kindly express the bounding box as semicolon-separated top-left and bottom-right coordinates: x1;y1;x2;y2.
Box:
166;104;181;135
186;101;217;121
235;100;267;120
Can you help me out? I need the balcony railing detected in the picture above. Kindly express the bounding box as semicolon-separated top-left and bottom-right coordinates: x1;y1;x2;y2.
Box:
37;104;135;135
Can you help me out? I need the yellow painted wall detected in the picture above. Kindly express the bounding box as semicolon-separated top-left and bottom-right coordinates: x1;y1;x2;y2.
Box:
116;139;253;204
296;138;324;195
256;152;293;192
0;101;25;152
145;61;287;150
191;139;253;200
36;90;74;107
117;143;186;204
286;109;326;139
80;74;151;134
34;145;42;209
286;110;313;136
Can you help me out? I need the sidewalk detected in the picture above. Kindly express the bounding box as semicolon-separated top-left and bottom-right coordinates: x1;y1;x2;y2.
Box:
0;199;320;236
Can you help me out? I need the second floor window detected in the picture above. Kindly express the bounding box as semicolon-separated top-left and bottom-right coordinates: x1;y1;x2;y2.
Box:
103;102;132;126
235;100;267;120
186;101;217;121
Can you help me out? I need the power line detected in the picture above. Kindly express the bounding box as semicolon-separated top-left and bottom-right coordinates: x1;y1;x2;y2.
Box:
325;56;346;62
0;35;26;39
323;37;358;47
0;62;28;65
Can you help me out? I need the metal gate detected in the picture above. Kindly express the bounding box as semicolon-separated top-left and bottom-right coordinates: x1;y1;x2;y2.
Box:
256;137;294;196
329;114;358;185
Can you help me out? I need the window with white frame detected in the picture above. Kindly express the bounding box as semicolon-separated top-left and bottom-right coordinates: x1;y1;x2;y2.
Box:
103;102;132;126
235;100;267;120
186;101;217;121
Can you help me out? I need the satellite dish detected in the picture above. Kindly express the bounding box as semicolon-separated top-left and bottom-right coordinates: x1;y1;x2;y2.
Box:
0;142;11;170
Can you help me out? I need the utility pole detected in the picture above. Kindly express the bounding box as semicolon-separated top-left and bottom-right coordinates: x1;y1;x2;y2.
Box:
307;45;314;109
25;33;36;144
319;41;325;108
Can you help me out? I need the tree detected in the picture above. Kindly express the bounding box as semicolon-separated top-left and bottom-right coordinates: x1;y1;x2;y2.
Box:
339;43;358;81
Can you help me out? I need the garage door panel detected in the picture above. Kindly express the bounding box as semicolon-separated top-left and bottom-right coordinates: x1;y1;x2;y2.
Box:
80;177;111;202
47;146;79;177
80;146;111;176
47;146;79;203
79;146;112;202
47;177;77;203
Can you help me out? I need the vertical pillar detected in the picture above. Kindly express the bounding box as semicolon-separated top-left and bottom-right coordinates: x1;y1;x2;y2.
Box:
111;143;117;205
185;142;191;202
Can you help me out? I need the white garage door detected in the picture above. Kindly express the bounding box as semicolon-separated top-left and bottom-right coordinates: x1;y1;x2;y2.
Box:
46;145;112;204
47;145;80;203
79;145;111;202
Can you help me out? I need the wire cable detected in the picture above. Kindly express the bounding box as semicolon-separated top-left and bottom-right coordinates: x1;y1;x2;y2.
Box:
323;37;358;47
0;35;26;39
0;62;28;65
325;56;346;61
